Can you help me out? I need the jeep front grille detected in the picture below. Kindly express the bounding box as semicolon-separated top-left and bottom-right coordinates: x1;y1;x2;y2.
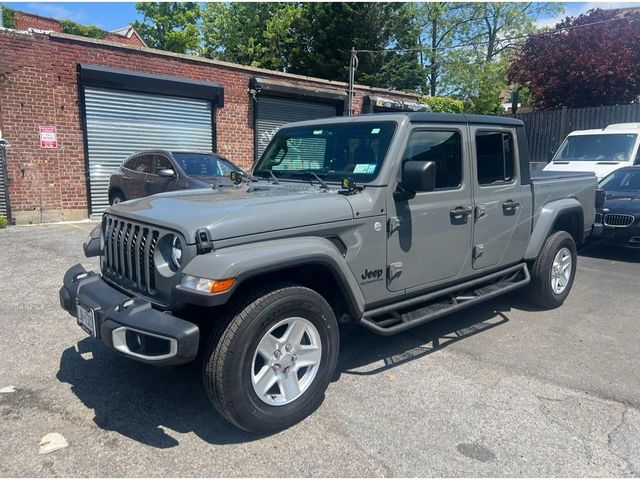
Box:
102;215;160;294
604;213;635;227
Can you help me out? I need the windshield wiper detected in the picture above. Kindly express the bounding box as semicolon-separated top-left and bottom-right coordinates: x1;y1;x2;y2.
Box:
267;170;280;185
289;171;328;189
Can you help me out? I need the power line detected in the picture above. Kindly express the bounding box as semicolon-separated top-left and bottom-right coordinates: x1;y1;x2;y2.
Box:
354;15;637;55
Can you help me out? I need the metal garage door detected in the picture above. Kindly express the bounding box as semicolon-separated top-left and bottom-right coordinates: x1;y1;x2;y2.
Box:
255;96;337;160
84;87;213;215
0;144;9;219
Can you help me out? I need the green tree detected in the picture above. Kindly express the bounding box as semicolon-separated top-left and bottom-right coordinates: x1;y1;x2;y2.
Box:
60;20;107;39
415;3;478;96
442;2;564;113
201;2;299;70
1;6;16;29
133;2;201;54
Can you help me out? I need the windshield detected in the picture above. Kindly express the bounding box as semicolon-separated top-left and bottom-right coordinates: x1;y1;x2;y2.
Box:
254;122;396;182
554;134;637;162
172;153;240;177
599;169;640;191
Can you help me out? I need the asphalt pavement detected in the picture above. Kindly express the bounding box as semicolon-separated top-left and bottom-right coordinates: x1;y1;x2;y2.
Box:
0;222;639;477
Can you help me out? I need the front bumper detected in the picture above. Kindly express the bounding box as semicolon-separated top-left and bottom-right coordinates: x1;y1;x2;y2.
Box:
59;264;199;366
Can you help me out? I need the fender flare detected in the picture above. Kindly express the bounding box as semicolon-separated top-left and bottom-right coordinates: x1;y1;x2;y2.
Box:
179;236;366;318
524;198;584;260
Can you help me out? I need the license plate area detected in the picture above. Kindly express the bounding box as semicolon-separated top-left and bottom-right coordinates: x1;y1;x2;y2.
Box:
76;303;96;337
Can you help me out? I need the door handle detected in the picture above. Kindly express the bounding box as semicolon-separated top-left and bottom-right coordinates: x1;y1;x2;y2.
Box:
502;200;520;210
450;206;473;218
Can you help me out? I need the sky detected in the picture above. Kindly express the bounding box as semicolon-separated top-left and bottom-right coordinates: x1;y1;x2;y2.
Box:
3;1;640;32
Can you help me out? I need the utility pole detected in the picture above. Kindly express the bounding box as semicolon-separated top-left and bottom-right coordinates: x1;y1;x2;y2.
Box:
347;47;358;116
0;3;4;29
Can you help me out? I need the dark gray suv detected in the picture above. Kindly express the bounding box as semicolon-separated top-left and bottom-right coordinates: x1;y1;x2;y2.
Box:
108;150;243;204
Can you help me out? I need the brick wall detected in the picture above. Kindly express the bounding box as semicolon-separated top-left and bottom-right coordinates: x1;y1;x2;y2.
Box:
13;11;63;32
0;29;419;222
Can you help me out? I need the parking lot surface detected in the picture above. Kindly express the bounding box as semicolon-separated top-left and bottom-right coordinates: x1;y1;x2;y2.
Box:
1;222;639;477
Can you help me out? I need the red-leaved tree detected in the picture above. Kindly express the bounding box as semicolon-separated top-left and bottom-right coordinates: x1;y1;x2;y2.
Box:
508;9;640;109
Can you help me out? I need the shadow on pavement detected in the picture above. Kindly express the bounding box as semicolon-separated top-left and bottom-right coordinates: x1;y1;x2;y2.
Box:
57;293;516;448
56;340;261;448
578;240;640;263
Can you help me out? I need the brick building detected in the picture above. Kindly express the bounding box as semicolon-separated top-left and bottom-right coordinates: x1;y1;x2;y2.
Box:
0;27;423;224
10;10;147;47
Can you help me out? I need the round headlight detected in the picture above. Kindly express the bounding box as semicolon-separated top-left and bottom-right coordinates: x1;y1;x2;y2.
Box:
171;236;183;268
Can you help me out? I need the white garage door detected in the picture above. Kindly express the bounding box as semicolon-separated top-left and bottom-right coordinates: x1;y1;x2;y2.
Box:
84;87;213;215
255;96;337;161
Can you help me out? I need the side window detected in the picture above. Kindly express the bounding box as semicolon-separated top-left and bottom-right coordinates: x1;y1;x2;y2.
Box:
154;155;172;174
476;131;515;185
404;130;462;190
137;155;154;173
123;156;141;171
216;159;237;176
634;148;640;165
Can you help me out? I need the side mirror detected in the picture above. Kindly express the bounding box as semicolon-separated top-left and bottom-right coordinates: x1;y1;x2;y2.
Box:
158;168;176;177
595;188;606;209
402;160;436;193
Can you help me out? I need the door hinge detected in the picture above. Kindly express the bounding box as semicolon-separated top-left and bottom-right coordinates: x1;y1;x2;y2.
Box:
387;262;403;279
387;216;401;234
473;244;484;260
475;205;487;221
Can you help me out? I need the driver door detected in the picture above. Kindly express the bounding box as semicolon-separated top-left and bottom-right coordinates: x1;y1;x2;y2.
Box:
386;126;473;292
146;154;178;196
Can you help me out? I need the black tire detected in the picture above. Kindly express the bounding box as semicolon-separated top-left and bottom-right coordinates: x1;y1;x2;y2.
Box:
527;231;577;309
109;190;125;205
203;283;339;434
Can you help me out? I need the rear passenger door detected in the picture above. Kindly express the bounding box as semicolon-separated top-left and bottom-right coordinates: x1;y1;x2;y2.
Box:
470;127;528;270
122;154;152;200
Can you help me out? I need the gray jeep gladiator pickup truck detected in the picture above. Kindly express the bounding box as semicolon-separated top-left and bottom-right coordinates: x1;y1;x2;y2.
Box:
60;113;600;433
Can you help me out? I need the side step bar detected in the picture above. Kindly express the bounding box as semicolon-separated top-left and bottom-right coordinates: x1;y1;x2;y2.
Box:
358;263;530;336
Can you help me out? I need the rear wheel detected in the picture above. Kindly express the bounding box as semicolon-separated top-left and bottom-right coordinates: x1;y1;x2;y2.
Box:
109;190;125;205
527;231;577;309
203;284;339;434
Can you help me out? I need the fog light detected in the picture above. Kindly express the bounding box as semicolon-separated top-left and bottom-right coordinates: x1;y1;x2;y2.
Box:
181;275;236;294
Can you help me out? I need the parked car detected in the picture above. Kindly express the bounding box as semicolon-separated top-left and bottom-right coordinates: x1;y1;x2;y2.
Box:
543;123;640;180
108;150;243;204
596;166;640;248
61;113;599;434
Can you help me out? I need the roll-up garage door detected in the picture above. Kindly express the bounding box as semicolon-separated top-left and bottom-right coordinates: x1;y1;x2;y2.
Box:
84;87;213;215
0;144;9;218
255;96;337;160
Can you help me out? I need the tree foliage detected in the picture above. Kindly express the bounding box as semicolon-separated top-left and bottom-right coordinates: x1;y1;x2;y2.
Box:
2;6;16;29
133;2;201;54
60;20;107;39
202;2;426;91
419;95;464;113
509;9;640;109
201;3;298;71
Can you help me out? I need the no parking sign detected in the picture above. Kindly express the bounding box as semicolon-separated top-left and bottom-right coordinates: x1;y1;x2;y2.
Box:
39;126;57;148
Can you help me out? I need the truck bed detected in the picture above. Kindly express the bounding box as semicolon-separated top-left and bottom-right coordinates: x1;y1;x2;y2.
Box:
530;170;598;238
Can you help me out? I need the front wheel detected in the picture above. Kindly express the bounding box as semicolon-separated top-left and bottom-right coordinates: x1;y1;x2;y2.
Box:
203;284;339;434
527;231;577;309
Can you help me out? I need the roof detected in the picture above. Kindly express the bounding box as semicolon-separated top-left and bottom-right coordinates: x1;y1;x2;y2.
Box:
282;112;524;128
568;124;640;136
5;29;418;99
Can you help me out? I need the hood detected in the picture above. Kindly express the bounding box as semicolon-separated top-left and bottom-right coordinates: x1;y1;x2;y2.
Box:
602;190;640;214
543;161;630;181
108;182;354;243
